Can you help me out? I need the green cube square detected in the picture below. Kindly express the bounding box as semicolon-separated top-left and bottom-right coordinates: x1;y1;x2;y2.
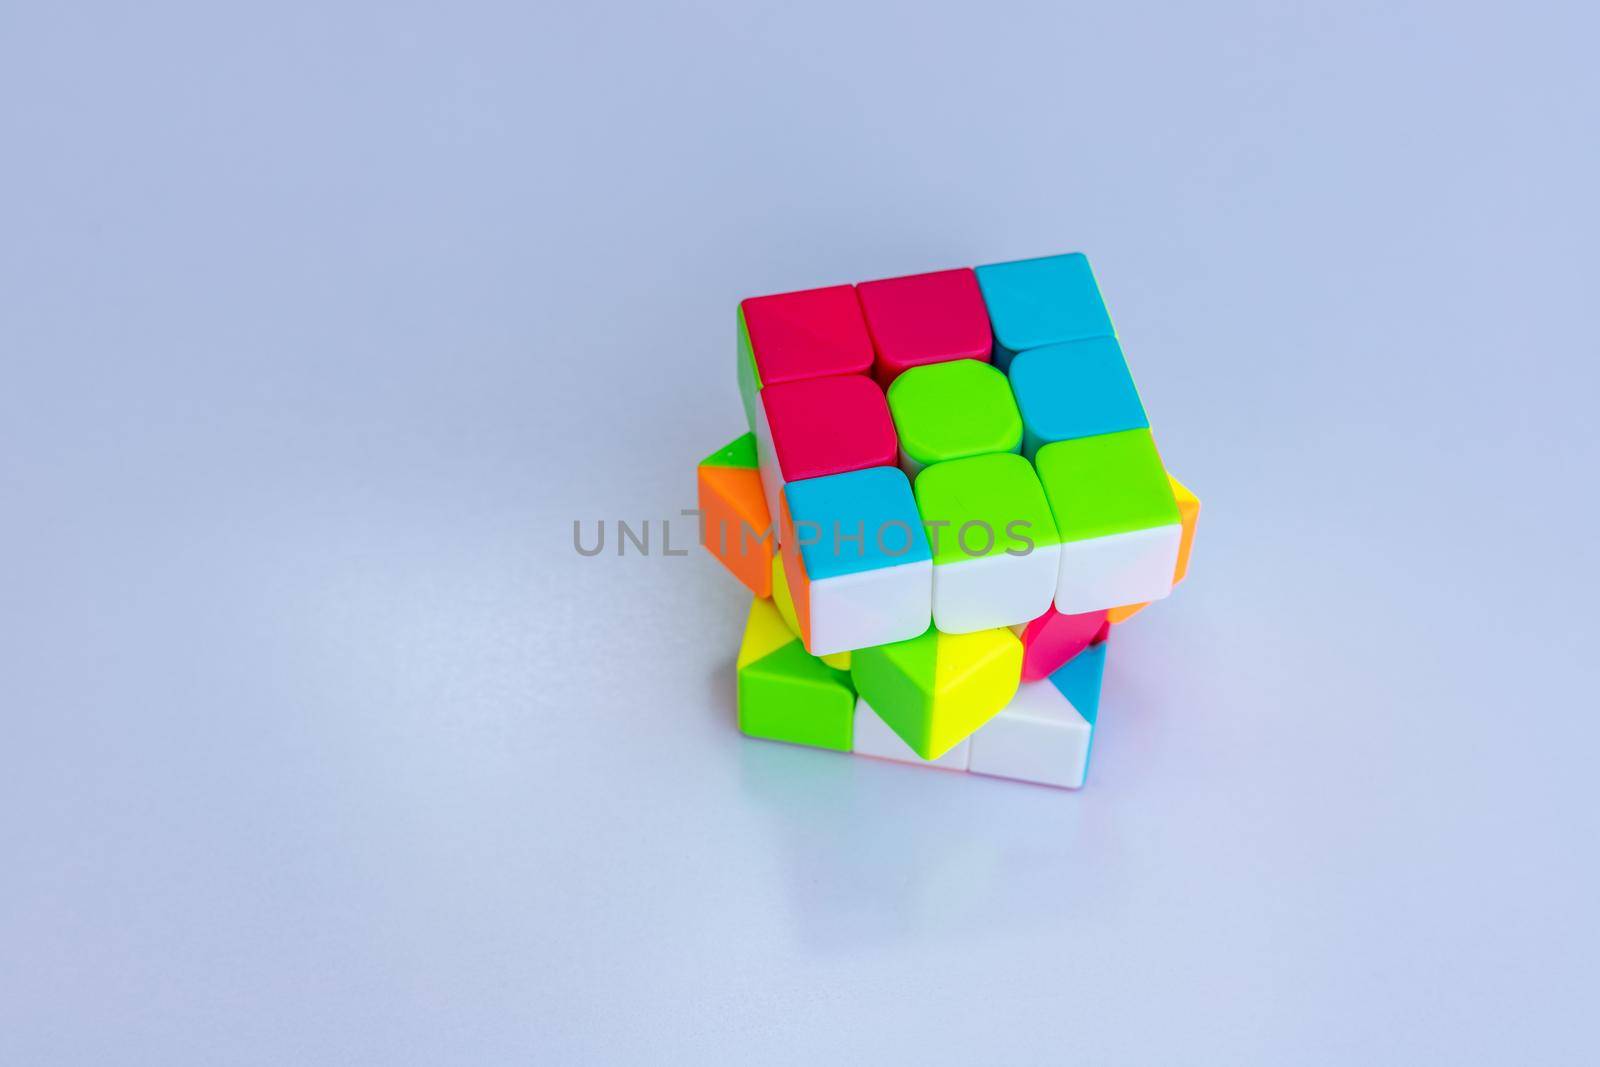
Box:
1033;428;1179;541
912;451;1064;631
736;597;855;751
912;451;1060;564
885;359;1022;475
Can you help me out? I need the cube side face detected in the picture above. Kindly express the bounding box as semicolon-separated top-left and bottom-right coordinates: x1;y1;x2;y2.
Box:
1049;640;1108;726
853;697;971;770
1169;474;1201;584
1106;601;1149;624
1035;429;1180;542
849;629;939;757
930;543;1062;634
740;285;874;386
1019;607;1109;682
975;253;1114;369
806;559;934;657
699;463;773;598
967;678;1094;789
856;268;992;387
1054;523;1182;614
738;641;855;751
777;490;815;650
1010;338;1148;458
736;307;762;433
738;596;799;671
761;375;898;484
886;360;1022;470
769;553;802;638
752;396;786;524
925;628;1024;758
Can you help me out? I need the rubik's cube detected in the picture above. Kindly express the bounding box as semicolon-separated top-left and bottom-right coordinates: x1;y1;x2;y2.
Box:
698;254;1199;790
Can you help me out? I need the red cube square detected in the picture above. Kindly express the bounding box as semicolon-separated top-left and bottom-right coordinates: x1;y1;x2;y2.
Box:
856;267;993;387
740;284;874;386
753;375;898;520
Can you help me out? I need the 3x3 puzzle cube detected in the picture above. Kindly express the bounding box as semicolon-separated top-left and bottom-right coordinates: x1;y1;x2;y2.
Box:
699;252;1200;790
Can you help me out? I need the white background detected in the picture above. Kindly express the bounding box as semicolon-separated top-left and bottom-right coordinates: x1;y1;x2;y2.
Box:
4;1;1598;1062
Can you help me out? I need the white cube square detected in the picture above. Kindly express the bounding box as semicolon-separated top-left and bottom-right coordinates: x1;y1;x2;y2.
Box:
931;542;1062;634
806;561;934;657
1053;523;1181;615
967;642;1107;789
852;698;970;769
779;467;934;658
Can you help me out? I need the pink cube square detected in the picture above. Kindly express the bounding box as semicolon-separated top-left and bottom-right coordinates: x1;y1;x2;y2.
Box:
740;284;874;386
1018;607;1109;682
762;375;898;482
856;268;993;387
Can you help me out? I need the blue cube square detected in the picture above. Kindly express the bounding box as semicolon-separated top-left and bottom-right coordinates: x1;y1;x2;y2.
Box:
778;466;933;656
1009;337;1148;458
975;252;1114;369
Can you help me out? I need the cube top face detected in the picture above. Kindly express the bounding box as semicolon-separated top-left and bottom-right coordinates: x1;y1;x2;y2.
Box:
782;465;931;581
912;452;1060;565
1035;429;1179;541
1009;338;1148;453
739;284;874;386
886;359;1022;469
975;253;1113;359
761;374;897;483
700;431;759;470
856;268;992;386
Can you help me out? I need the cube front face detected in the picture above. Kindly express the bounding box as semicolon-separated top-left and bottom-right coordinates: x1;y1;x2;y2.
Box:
856;268;992;387
1010;338;1148;458
913;452;1062;633
754;375;897;522
886;359;1022;476
698;433;773;598
779;467;933;657
974;253;1114;369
